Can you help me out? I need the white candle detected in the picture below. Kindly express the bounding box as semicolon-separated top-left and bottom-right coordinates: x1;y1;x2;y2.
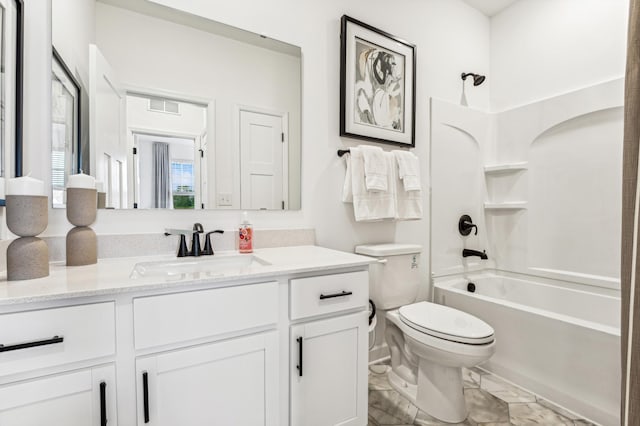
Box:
67;173;96;189
95;181;105;193
7;176;45;196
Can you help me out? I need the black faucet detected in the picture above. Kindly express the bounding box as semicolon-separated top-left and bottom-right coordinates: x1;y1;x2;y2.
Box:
462;248;488;260
164;230;190;257
190;223;204;256
202;230;224;255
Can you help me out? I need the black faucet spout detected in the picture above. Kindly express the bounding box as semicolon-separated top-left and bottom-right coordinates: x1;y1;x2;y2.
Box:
462;248;488;260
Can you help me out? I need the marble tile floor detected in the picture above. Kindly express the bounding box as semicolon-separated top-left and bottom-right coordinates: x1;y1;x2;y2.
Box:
368;363;598;426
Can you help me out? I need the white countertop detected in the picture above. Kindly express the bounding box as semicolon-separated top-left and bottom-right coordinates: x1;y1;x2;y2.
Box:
0;246;373;306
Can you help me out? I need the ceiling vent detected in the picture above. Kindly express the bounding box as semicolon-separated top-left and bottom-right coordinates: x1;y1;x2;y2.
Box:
149;97;180;114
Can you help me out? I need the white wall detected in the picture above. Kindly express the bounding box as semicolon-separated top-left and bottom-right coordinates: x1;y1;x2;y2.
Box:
51;0;94;90
28;0;491;302
490;0;629;111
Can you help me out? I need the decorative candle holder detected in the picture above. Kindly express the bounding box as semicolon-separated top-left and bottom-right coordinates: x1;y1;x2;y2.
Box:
6;195;49;280
66;187;97;266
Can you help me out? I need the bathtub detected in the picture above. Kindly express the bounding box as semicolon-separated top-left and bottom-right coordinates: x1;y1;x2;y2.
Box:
434;273;620;426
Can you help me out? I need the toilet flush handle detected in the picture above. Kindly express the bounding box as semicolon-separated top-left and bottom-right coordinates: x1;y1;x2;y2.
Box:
377;259;388;265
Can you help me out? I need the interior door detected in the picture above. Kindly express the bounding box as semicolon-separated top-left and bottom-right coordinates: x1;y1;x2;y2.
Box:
240;110;284;210
90;44;127;208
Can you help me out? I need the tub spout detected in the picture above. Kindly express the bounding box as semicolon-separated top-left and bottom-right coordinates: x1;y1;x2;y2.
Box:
462;248;488;260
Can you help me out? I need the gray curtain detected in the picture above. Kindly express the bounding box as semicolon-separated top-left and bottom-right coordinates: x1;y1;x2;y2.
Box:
152;142;171;208
622;1;640;424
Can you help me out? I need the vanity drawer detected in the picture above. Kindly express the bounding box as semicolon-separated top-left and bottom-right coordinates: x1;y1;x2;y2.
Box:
290;271;368;320
0;302;115;378
133;281;278;350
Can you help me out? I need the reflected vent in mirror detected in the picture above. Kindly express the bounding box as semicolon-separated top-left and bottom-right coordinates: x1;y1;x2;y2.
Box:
148;97;180;115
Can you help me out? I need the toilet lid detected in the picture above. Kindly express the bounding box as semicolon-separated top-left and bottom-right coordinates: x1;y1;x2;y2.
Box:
399;302;494;345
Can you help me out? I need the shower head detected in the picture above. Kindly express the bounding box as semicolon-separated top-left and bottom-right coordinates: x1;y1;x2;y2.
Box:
461;72;486;86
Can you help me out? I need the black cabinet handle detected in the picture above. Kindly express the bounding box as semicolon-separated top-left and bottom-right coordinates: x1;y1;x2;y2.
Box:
0;335;63;352
319;291;353;300
296;337;303;377
100;381;107;426
143;372;150;423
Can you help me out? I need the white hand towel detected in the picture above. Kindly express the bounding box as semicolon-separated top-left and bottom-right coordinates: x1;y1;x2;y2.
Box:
361;145;388;192
349;148;397;221
394;150;421;192
395;174;423;220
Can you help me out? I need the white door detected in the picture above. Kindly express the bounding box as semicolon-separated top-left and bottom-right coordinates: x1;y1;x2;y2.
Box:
290;312;368;426
240;110;284;210
136;331;278;425
90;44;127;208
0;365;117;426
199;132;208;209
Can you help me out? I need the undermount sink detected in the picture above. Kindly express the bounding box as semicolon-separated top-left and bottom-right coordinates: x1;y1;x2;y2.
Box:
130;254;271;279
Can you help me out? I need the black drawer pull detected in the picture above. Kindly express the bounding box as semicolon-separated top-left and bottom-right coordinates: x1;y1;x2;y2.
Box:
143;372;150;423
100;381;107;426
319;291;353;300
296;337;303;377
0;335;64;352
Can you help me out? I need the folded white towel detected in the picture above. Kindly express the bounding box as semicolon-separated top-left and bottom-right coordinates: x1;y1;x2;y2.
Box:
394;150;421;192
395;168;423;220
347;148;396;221
361;145;388;192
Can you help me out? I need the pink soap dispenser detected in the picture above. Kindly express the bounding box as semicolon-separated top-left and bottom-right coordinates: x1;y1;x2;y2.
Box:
239;211;253;253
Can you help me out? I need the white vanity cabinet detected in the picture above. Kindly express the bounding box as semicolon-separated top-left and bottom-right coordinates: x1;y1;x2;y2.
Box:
0;364;117;426
0;302;118;426
289;271;369;426
0;247;372;426
131;281;280;425
135;331;278;425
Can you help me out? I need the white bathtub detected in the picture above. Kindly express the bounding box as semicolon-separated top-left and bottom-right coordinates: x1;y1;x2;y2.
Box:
434;273;620;426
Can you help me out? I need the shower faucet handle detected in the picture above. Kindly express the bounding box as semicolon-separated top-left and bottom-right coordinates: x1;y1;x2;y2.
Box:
458;215;478;236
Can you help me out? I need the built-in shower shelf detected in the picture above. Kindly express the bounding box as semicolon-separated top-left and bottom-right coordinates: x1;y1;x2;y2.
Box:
484;162;528;174
484;201;528;210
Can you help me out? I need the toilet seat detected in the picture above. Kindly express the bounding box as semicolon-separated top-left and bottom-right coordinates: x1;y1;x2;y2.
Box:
399;301;494;345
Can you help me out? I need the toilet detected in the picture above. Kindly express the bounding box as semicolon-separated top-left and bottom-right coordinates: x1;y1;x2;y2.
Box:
356;243;495;423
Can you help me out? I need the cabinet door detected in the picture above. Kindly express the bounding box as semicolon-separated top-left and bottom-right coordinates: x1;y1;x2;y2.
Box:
136;331;278;426
290;311;368;426
0;364;117;426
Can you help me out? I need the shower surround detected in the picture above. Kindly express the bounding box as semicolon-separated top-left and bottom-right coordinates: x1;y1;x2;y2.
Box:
430;78;624;426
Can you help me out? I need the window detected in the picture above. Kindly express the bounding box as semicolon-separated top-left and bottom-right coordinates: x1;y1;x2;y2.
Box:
171;160;194;209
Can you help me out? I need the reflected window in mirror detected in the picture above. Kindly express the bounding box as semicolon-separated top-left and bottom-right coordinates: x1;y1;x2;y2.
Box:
51;48;80;208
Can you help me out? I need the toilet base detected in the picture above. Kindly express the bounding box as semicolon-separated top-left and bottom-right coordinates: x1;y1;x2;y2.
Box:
387;361;467;424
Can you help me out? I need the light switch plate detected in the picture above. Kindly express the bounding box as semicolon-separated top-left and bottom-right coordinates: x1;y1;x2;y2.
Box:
218;193;232;206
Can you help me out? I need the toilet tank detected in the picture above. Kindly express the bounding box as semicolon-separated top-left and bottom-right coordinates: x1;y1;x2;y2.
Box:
355;243;422;310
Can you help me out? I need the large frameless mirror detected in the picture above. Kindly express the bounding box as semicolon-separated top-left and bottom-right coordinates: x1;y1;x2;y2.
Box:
51;0;302;210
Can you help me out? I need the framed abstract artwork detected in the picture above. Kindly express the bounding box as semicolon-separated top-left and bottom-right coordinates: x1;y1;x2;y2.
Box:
340;15;416;147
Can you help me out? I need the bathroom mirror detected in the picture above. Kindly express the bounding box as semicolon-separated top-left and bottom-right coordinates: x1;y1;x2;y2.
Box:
51;0;301;210
0;0;23;192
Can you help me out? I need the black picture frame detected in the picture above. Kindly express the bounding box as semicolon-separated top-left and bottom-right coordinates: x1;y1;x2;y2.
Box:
52;46;82;173
340;15;416;148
